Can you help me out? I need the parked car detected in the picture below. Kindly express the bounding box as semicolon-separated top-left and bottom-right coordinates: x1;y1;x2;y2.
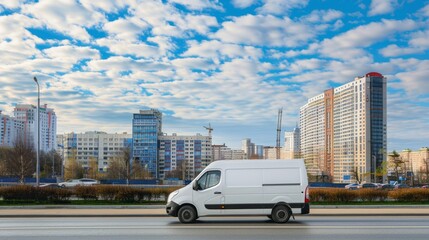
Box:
422;185;428;189
345;183;359;190
357;183;378;189
58;178;99;188
394;183;409;189
39;183;62;188
379;184;395;190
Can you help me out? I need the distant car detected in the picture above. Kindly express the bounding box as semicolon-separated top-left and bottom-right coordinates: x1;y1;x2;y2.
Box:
394;183;409;189
345;183;359;190
379;184;395;190
39;183;62;188
58;178;99;188
422;185;428;189
357;183;378;189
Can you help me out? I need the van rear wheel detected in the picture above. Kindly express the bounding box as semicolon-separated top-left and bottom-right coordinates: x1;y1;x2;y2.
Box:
271;205;291;223
178;205;197;224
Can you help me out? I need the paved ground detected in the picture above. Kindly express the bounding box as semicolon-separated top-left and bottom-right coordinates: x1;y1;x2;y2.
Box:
1;205;429;217
1;216;429;240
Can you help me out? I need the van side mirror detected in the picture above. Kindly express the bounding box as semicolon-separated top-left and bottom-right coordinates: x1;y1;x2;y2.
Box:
192;181;197;191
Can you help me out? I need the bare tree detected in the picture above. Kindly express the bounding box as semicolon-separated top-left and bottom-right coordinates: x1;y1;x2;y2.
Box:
131;159;151;179
3;138;36;183
388;151;404;182
64;149;84;180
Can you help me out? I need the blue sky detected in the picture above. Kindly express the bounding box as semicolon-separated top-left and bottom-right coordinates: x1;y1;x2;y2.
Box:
0;0;428;150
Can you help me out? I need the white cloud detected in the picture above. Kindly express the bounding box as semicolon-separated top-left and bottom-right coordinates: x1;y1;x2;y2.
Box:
257;0;308;15
80;0;128;13
0;0;23;9
301;9;344;23
103;17;149;41
231;0;257;8
368;0;398;16
22;0;106;42
168;0;223;11
379;44;421;57
214;15;313;47
96;38;162;59
418;3;429;18
184;15;218;35
318;19;417;60
183;40;263;60
395;59;429;95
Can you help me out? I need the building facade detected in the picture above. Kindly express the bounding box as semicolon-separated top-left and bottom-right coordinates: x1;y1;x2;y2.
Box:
59;131;132;171
13;104;57;152
158;133;212;180
399;148;429;182
300;72;387;183
212;144;246;161
284;126;301;159
132;109;162;179
0;111;23;147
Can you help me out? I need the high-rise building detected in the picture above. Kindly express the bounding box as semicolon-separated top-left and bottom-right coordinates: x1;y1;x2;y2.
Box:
13;104;57;152
284;126;301;159
300;72;387;183
59;131;132;171
242;138;255;158
158;133;212;180
132;109;162;179
0;111;23;147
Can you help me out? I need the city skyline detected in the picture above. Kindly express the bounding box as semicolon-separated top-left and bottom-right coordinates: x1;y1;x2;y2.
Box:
0;0;428;151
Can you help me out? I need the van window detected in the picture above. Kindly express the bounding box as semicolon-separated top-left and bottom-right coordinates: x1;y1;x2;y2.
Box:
196;170;221;190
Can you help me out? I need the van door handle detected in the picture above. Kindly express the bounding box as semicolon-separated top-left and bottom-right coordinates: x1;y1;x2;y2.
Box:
214;191;222;194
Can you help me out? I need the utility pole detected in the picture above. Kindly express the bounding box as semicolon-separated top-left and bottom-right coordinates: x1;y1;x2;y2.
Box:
276;108;283;159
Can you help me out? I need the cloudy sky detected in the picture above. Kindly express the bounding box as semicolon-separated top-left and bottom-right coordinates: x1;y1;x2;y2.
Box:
0;0;428;151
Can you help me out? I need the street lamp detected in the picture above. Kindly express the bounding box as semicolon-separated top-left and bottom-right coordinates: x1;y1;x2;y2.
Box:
33;77;40;187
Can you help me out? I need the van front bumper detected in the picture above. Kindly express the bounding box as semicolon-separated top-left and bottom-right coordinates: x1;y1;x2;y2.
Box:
166;201;180;217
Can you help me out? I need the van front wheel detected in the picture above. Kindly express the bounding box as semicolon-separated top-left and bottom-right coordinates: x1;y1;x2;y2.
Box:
178;205;197;224
271;205;291;223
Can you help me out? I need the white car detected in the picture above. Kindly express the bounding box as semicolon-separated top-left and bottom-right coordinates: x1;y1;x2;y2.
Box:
58;178;99;188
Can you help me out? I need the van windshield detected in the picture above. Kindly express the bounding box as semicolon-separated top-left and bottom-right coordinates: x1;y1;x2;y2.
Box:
196;170;221;190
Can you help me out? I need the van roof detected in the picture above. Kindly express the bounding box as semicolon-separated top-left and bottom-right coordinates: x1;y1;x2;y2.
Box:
207;159;305;169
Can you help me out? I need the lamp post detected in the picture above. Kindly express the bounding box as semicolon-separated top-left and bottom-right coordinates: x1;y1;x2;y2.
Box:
33;77;40;187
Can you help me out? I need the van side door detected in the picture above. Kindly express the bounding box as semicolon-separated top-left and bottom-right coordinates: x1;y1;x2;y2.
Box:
192;170;223;216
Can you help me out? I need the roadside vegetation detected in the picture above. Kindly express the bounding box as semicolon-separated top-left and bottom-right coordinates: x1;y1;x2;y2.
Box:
309;188;429;204
0;185;180;205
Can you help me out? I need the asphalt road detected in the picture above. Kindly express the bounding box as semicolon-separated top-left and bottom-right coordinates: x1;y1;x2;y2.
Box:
1;216;428;240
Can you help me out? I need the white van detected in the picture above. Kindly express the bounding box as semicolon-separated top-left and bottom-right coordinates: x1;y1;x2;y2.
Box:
166;159;310;223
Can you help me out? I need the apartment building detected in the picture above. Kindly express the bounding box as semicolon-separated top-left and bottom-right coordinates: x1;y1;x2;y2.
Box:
13;104;57;152
158;133;212;180
60;131;132;171
300;72;387;183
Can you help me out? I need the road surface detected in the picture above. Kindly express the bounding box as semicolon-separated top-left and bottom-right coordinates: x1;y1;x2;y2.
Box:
1;216;428;240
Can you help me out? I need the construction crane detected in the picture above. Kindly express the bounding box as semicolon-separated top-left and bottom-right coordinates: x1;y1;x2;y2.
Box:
276;108;283;159
203;123;213;137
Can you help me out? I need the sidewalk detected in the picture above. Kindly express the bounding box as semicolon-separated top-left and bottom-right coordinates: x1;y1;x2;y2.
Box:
1;205;429;217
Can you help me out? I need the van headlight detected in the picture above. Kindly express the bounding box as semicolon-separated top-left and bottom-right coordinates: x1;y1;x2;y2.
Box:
167;190;179;203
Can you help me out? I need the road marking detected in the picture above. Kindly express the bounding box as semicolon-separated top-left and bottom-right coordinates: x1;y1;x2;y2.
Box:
1;225;429;230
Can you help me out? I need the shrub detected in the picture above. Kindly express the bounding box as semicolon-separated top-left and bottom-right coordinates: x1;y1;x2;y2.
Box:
74;186;98;200
358;189;388;202
96;185;120;201
389;189;429;202
1;185;37;201
115;187;139;202
309;188;357;203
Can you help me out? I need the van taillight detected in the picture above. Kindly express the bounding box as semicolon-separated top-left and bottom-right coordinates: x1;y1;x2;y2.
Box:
305;186;310;203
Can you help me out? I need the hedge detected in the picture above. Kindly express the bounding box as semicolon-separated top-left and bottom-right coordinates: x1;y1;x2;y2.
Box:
0;185;180;203
309;188;429;203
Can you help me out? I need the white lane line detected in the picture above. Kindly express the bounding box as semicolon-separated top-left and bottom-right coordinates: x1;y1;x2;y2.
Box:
0;226;428;230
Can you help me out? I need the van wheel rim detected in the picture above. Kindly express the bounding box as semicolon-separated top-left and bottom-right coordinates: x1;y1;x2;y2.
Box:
277;210;286;219
183;210;191;220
